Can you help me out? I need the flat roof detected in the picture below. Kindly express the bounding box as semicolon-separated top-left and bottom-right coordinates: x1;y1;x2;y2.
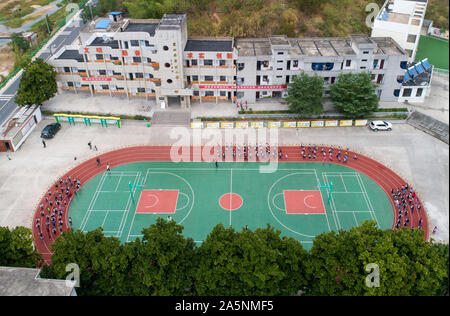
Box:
185;39;233;52
0;266;75;296
235;38;272;57
125;22;159;36
89;37;119;49
56;49;84;62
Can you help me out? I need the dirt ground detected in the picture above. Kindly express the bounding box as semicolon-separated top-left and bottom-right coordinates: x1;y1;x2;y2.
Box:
0;44;14;79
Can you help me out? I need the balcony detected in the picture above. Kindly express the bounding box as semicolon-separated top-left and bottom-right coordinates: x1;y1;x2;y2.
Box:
111;75;125;80
151;63;160;70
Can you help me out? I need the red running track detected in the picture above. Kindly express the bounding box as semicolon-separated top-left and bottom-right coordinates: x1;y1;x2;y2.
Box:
32;145;429;265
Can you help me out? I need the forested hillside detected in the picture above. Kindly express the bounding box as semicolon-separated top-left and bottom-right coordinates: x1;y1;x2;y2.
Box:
96;0;448;38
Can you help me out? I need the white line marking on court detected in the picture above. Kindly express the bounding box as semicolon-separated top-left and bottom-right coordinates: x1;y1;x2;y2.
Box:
115;172;123;192
313;170;332;232
101;211;109;227
118;172;141;237
323;174;341;230
229;168;232;227
176;192;190;211
356;174;380;227
353;212;359;226
304;195;318;209
341;174;347;192
124;172;145;241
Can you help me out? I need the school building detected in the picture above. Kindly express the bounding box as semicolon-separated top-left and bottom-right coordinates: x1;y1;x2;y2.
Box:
47;12;433;108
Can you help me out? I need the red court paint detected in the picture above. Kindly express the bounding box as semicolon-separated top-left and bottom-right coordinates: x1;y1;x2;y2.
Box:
136;190;178;214
219;193;243;211
283;190;325;214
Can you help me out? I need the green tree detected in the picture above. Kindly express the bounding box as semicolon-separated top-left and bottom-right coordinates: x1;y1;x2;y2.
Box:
10;33;29;53
433;242;449;296
0;226;42;268
123;0;164;19
285;73;324;116
194;224;308;295
305;221;447;296
329;72;379;118
40;228;128;296
124;218;196;295
15;58;57;107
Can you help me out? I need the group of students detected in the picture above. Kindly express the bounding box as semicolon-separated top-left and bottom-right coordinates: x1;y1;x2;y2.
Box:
36;175;77;242
299;145;358;163
217;144;278;161
391;183;424;230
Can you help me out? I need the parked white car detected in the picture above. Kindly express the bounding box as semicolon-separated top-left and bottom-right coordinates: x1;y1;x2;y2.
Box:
369;120;392;131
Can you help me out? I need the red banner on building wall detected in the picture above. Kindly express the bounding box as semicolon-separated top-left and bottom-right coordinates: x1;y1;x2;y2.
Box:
82;77;112;82
198;85;287;90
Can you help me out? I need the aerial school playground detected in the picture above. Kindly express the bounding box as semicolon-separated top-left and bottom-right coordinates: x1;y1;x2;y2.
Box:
32;146;430;263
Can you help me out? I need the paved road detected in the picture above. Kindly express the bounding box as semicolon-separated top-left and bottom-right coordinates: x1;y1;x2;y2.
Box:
0;9;86;126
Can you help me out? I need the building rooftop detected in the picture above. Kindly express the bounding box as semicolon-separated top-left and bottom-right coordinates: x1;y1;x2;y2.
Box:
89;37;119;49
235;38;272;57
185;39;233;52
125;22;159;36
403;59;433;86
0;266;76;296
158;14;186;30
56;49;84;62
371;37;407;55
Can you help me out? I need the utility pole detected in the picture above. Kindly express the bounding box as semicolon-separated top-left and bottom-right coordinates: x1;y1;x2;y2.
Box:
45;15;51;35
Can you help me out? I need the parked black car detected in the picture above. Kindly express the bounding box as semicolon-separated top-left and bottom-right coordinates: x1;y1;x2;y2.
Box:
40;123;61;139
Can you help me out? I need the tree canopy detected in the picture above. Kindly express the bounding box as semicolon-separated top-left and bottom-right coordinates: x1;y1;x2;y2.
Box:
11;219;448;296
15;58;57;107
0;226;42;268
329;72;379;118
285;73;324;116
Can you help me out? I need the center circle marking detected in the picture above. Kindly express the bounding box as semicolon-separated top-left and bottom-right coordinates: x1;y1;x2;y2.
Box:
219;193;243;211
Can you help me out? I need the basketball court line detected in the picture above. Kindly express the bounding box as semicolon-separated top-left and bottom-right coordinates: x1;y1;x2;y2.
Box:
115;172;123;192
117;172;141;237
356;173;380;227
125;171;148;242
267;172;326;238
323;174;341;230
229;169;232;227
313;170;332;231
353;212;359;226
80;172;107;231
341;174;348;192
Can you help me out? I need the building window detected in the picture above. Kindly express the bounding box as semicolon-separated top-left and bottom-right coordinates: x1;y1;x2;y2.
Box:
163;45;169;50
312;63;334;71
237;63;245;71
135;73;143;78
123;41;129;49
167;79;173;84
219;60;226;66
193;91;199;96
99;70;106;75
373;59;379;68
397;75;403;83
145;41;150;47
394;89;400;97
407;34;417;43
400;61;408;69
101;85;109;90
402;88;412;97
362;59;368;62
363;51;369;54
277;68;283;71
165;63;170;68
204;59;213;66
191;59;198;66
345;60;351;67
360;67;366;69
293;60;298;67
137;88;145;93
204;76;213;82
416;88;423;97
220;91;226;97
96;54;103;60
277;52;284;55
276;75;282;78
64;67;70;73
192;75;198;81
376;74;384;84
67;82;74;87
130;40;139;47
220;76;226;82
330;77;336;84
133;57;141;63
205;91;214;96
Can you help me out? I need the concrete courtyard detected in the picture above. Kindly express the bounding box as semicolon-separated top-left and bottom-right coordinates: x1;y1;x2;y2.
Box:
0;117;448;243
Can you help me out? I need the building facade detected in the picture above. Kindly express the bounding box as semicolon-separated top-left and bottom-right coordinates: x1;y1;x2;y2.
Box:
49;12;431;107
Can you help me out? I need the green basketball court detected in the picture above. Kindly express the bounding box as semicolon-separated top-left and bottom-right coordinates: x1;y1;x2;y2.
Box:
69;162;393;250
